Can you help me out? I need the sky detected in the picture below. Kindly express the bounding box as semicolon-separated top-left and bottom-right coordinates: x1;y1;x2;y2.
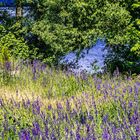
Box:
0;0;15;6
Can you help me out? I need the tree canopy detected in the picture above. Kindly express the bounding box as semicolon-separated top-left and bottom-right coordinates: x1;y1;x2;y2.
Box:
0;0;140;73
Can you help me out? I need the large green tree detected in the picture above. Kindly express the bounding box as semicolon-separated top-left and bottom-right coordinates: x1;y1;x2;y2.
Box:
104;0;140;73
31;0;131;64
1;0;139;73
0;23;29;64
130;1;140;55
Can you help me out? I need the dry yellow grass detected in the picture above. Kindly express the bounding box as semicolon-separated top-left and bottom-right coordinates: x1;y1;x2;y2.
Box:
0;86;112;112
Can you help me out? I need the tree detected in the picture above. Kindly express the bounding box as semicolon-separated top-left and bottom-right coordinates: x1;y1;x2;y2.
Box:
31;0;131;64
95;0;140;73
130;1;140;55
109;0;140;56
0;24;29;62
1;0;139;73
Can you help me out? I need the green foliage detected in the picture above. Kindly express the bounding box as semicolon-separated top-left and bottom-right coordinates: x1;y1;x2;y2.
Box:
31;0;133;64
0;24;29;61
131;42;140;55
0;24;29;83
130;1;140;55
104;0;140;73
0;33;29;59
99;2;131;45
0;0;140;73
32;0;100;63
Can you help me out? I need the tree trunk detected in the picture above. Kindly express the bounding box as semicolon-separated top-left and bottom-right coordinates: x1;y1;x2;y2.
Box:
16;1;23;18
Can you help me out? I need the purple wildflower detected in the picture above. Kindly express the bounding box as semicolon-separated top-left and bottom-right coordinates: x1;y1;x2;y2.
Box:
32;122;40;136
76;132;81;140
88;114;94;121
70;130;73;138
128;86;133;93
102;114;108;124
19;129;31;140
96;84;101;90
102;128;110;140
32;99;41;114
129;101;133;108
48;104;52;110
135;81;140;87
136;125;140;137
5;61;11;71
66;99;70;111
57;102;63;110
45;126;49;139
86;124;90;133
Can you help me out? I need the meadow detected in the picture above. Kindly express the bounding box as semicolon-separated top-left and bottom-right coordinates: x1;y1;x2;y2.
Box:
0;60;140;140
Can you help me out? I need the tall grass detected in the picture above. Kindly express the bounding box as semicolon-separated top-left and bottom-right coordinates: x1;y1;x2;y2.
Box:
0;60;140;139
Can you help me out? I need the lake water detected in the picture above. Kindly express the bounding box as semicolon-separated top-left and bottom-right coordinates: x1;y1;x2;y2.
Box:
61;40;107;74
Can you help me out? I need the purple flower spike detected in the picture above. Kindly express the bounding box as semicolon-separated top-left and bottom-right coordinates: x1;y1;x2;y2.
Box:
76;126;81;140
32;99;41;114
131;136;138;140
5;61;11;71
129;101;133;108
76;133;81;140
66;99;70;111
128;86;133;93
19;129;31;140
45;126;49;139
88;114;94;121
51;132;57;140
134;86;139;97
57;102;63;110
70;130;73;138
102;128;110;140
97;84;101;90
135;81;140;87
136;125;140;137
32;60;39;80
65;127;69;133
32;122;40;136
102;114;108;124
48;104;52;110
86;124;90;133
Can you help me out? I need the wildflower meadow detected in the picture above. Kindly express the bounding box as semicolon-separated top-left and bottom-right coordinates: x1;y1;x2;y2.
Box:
0;61;140;140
